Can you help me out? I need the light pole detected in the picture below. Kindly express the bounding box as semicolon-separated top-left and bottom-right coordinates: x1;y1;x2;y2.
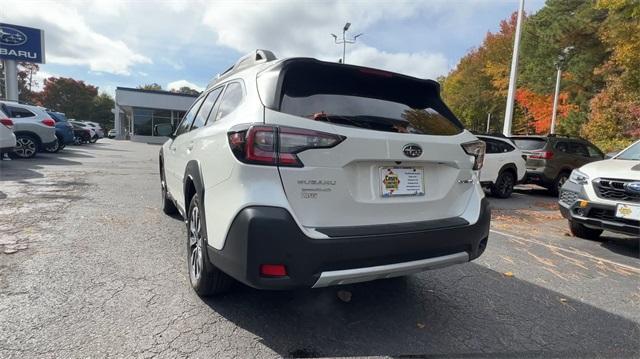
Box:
331;22;362;64
550;46;574;134
502;0;525;137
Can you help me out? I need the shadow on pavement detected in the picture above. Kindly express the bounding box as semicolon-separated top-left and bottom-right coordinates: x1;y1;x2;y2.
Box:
600;235;640;259
76;143;131;152
203;263;639;358
0;165;44;181
0;150;89;181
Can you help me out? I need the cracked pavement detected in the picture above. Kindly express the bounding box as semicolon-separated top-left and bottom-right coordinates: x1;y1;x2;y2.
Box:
0;140;638;358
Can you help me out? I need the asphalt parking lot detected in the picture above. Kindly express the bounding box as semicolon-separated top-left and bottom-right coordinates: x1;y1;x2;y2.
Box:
1;140;638;358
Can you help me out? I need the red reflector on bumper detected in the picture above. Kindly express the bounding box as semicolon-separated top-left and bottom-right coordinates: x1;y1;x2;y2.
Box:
260;264;287;277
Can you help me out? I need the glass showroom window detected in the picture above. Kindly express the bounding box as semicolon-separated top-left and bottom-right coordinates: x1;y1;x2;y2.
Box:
172;111;186;127
152;109;172;136
133;108;153;136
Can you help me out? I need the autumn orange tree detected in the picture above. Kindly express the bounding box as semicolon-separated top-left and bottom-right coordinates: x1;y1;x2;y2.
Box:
442;0;638;150
441;13;520;132
581;0;640;151
515;88;574;134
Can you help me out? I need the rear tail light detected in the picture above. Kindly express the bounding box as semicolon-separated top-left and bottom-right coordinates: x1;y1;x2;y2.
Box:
228;124;345;167
0;118;14;130
461;140;486;170
529;150;553;160
41;118;55;127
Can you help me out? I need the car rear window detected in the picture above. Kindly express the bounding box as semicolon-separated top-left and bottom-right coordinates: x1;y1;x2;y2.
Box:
277;62;463;136
511;138;547;150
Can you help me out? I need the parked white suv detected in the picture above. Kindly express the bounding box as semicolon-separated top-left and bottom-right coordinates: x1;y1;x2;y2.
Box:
559;140;640;239
0;101;57;158
477;134;526;198
158;51;491;295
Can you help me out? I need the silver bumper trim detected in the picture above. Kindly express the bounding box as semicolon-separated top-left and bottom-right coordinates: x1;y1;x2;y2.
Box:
311;251;469;288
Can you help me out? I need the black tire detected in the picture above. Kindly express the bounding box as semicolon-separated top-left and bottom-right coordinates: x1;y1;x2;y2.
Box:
490;170;516;198
44;138;62;153
569;220;603;240
9;134;39;159
548;172;570;197
160;164;177;215
90;136;97;143
187;194;233;296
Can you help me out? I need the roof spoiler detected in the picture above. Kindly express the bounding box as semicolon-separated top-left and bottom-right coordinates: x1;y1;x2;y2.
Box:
208;49;277;88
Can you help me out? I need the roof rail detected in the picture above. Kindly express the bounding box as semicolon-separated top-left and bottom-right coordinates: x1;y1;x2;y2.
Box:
208;49;277;88
547;133;583;139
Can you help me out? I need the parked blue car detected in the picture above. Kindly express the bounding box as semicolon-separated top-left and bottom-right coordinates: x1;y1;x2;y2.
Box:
44;111;75;153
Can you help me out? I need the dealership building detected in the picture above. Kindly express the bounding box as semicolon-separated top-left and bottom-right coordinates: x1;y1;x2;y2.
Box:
113;87;198;144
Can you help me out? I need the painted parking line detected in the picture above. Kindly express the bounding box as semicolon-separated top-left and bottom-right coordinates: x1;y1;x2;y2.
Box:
490;229;640;274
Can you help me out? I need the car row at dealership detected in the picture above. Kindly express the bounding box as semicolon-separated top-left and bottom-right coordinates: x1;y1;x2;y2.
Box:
0;100;104;159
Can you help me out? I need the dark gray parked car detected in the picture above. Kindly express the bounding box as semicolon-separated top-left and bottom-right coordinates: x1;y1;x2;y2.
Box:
510;135;604;195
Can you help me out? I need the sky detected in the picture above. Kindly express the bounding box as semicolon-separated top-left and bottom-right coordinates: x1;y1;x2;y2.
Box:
1;0;545;97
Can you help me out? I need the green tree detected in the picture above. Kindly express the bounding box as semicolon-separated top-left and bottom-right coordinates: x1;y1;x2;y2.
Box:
137;83;162;91
173;86;201;96
582;0;640;150
17;62;40;104
519;0;608;135
89;93;115;130
39;77;98;120
442;13;520;132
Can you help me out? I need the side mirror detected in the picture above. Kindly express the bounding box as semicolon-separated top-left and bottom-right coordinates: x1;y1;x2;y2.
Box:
154;123;174;137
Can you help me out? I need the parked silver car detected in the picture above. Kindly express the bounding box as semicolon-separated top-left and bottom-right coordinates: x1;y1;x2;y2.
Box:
82;121;105;138
0;101;57;159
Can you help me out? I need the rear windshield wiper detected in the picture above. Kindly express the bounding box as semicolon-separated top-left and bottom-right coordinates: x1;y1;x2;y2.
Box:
306;112;365;128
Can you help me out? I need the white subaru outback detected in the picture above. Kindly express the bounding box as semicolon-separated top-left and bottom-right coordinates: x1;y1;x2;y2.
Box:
559;139;640;239
158;50;491;296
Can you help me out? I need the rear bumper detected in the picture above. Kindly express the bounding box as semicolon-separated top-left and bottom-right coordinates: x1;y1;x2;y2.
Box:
56;127;75;144
207;198;491;290
523;170;554;186
559;184;640;237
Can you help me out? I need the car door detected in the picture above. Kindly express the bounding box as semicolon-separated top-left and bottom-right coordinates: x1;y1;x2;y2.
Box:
585;143;604;163
164;96;205;206
552;140;573;174
479;137;501;183
569;142;592;168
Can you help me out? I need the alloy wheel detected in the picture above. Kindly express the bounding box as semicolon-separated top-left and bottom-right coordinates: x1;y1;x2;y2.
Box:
499;173;514;196
15;137;37;158
188;205;203;283
557;175;568;192
46;139;60;152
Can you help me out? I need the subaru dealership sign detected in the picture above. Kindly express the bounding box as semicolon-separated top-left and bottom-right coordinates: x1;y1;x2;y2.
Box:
0;23;45;63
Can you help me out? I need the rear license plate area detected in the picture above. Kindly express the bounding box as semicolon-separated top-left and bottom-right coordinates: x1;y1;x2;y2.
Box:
380;167;425;197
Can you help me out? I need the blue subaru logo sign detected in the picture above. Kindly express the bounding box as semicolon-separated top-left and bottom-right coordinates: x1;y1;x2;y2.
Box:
626;182;640;193
0;26;28;46
0;23;45;63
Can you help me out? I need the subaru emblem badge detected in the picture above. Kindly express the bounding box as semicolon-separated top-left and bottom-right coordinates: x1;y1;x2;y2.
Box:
402;144;422;158
626;182;640;193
